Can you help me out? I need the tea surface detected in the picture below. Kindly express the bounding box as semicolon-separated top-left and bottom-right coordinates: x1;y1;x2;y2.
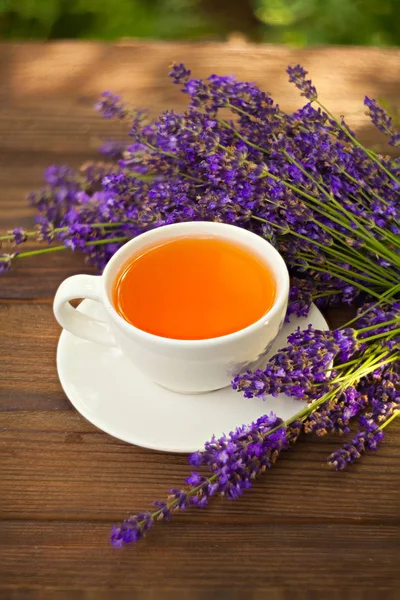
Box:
113;236;276;340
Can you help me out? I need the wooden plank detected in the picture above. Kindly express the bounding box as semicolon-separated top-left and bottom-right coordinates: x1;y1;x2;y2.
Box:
0;42;399;153
4;592;397;600
0;42;399;595
0;251;96;300
2;592;398;600
0;303;73;410
0;520;398;593
0;149;98;299
0;151;96;228
1;43;399;299
0;303;351;411
1;411;399;521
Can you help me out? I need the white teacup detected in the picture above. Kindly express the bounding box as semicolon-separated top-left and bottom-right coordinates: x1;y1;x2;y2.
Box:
53;221;289;393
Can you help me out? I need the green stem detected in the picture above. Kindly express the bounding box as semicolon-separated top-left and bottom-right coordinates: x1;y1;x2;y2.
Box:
0;231;35;242
325;195;400;267
316;100;400;186
217;117;269;155
219;138;398;267
312;290;341;300
3;237;129;260
342;283;400;328
297;253;392;287
301;247;396;287
344;170;390;208
258;162;400;269
356;317;400;334
330;351;398;385
258;142;400;268
329;357;365;371
254;214;397;292
379;410;400;431
361;328;400;344
13;246;68;258
0;221;131;243
311;220;399;282
291;262;382;298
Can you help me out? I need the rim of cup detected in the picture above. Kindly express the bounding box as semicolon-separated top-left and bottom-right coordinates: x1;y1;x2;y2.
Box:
102;221;290;347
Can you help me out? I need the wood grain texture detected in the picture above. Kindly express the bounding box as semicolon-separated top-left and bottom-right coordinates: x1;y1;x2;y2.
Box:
0;42;399;597
0;521;398;593
1;411;399;521
0;303;353;412
1;42;399;153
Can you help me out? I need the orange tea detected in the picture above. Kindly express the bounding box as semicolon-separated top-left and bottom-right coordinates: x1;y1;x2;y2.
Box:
113;236;276;340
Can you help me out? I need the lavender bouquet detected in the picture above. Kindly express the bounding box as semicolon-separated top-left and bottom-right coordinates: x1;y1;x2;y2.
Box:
1;64;399;547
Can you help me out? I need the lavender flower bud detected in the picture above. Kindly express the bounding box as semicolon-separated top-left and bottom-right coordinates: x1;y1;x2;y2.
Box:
327;429;385;470
8;227;27;246
286;65;318;101
95;91;127;120
364;97;400;147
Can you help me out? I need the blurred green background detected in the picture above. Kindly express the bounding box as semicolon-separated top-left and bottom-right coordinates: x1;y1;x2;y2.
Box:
0;0;399;45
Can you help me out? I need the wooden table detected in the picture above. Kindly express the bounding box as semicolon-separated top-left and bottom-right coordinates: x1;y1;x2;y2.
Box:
0;42;399;598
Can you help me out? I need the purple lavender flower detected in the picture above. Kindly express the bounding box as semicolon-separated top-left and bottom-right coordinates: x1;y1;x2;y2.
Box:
233;325;359;401
168;62;191;84
364;97;400;147
8;227;27;246
0;254;14;274
285;278;313;321
99;140;127;158
61;223;93;251
190;413;292;501
389;132;400;148
44;165;76;187
286;65;318;101
110;412;295;546
327;428;385;470
304;386;367;436
94;91;127;120
110;512;153;547
357;359;400;427
2;62;398;306
35;217;55;243
356;302;400;331
110;484;202;547
333;328;359;361
185;472;202;486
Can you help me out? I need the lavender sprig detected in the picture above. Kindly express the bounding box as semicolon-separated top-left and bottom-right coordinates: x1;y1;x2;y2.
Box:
111;413;298;547
364;97;400;148
111;334;399;547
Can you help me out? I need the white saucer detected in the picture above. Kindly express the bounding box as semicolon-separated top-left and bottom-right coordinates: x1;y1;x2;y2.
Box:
57;300;328;453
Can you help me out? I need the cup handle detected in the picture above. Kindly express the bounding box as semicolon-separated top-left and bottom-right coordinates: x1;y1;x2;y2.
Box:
53;274;117;346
